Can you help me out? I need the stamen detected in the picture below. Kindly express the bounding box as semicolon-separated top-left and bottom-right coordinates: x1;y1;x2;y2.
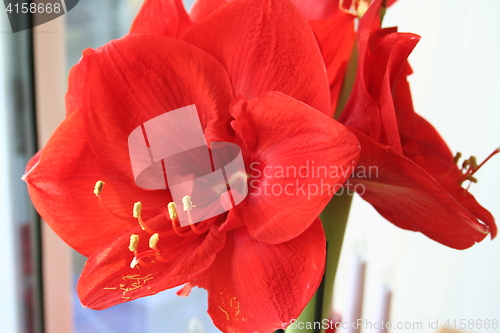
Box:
453;152;462;164
168;198;212;237
459;148;499;186
469;148;499;177
129;234;141;268
94;180;105;196
147;233;169;263
93;181;130;221
149;233;159;250
133;201;142;218
168;202;177;220
170;217;192;237
129;234;139;252
466;175;478;183
135;250;155;260
132;201;156;234
129;237;161;268
166;202;191;237
469;156;478;170
189;221;211;235
138;216;156;234
357;0;370;18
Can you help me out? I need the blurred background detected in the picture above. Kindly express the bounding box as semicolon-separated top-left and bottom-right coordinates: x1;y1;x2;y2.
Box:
0;0;499;332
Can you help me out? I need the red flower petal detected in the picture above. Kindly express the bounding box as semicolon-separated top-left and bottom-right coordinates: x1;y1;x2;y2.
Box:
65;48;92;116
348;129;490;249
192;218;326;332
130;0;192;38
77;221;226;310
221;92;359;244
190;0;344;22
23;111;171;256
189;0;229;23
309;11;356;113
340;24;420;152
392;62;462;181
77;35;234;174
183;0;331;115
397;104;457;179
289;0;341;21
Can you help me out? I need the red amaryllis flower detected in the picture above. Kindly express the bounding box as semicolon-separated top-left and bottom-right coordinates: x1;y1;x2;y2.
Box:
23;0;360;331
337;0;497;249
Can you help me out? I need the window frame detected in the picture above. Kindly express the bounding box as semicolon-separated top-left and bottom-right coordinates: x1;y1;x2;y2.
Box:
32;14;72;333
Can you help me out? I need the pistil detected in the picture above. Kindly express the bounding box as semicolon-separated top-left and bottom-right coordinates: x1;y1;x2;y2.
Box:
182;195;196;226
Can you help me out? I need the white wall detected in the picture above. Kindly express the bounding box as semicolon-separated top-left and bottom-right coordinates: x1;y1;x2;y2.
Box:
334;1;500;332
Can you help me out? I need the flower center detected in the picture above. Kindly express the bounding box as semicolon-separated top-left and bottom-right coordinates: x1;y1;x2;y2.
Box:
454;148;500;188
339;0;373;18
93;181;219;269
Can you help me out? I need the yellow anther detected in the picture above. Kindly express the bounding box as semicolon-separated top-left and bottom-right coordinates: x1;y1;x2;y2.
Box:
453;152;462;164
466;175;478;183
182;195;196;212
469;156;478;170
462;160;470;169
168;202;177;220
94;180;105;196
133;201;142;218
357;0;370;18
129;234;139;252
149;233;159;250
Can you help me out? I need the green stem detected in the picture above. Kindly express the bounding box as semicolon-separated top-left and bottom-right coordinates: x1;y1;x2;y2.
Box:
319;192;353;333
284;192;353;333
333;43;358;121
